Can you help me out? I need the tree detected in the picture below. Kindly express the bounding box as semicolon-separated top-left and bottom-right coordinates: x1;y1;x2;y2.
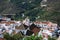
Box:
4;33;23;40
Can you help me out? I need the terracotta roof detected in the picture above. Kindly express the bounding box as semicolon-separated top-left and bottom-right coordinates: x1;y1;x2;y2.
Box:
42;22;49;24
34;21;51;24
0;21;15;25
31;27;40;35
0;38;4;40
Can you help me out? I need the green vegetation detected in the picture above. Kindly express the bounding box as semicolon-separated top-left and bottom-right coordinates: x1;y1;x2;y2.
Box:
0;0;60;26
4;33;23;40
24;35;43;40
4;33;57;40
48;36;56;40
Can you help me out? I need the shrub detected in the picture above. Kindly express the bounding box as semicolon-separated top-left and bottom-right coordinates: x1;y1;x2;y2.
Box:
23;35;43;40
4;33;23;40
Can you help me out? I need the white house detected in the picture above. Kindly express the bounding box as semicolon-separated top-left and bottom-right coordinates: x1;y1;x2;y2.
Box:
23;18;30;26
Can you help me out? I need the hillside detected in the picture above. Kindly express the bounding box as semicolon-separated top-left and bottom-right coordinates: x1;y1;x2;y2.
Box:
0;0;19;15
0;0;60;26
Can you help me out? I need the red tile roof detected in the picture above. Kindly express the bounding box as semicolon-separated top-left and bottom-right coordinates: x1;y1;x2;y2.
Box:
0;38;4;40
31;27;40;35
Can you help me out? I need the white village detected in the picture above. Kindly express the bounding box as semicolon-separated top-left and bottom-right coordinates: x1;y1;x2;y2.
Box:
0;17;59;40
